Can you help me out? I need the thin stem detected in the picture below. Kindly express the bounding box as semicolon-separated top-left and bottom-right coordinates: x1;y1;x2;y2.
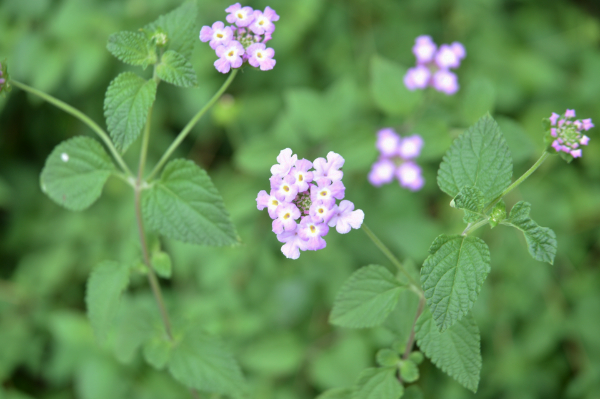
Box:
138;105;153;181
147;69;239;181
134;186;174;341
484;151;551;213
462;218;491;236
402;294;425;361
361;224;419;287
11;79;133;177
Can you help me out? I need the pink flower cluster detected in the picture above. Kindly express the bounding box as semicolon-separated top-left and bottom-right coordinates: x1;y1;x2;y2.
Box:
404;35;465;95
256;149;365;259
199;3;278;73
548;109;593;158
368;128;424;191
0;62;6;93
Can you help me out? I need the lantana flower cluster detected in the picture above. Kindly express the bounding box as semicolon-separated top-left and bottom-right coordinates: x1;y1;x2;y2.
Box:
256;149;365;259
404;35;466;95
200;3;278;74
546;109;593;160
369;128;425;191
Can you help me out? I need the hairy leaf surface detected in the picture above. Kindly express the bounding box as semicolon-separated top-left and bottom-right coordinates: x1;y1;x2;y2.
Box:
415;308;481;392
142;159;238;246
104;72;157;152
40;136;115;211
168;324;245;395
106;31;157;67
145;1;198;59
437;114;513;203
156;50;197;87
86;261;130;342
330;265;406;328
420;235;490;332
502;201;557;264
352;367;404;399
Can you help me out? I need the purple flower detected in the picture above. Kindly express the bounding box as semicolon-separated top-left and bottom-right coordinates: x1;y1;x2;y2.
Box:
256;190;280;219
272;203;301;234
246;43;276;71
249;6;279;35
310;178;345;205
376;128;401;157
328;200;365;234
398;135;424;159
270;148;297;177
404;36;465;95
200;21;233;50
313;151;345;182
309;200;336;224
201;5;279;73
432;69;459;95
257;149;363;259
225;3;255;27
271;175;299;203
289;159;313;192
277;228;307;260
435;44;462;69
413;35;437;64
546;110;594;161
214;41;245;73
299;217;329;250
368;159;395;187
404;66;431;91
396;162;424;191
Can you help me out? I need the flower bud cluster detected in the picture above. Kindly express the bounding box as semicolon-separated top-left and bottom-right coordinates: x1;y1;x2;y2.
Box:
368;128;425;191
404;35;465;95
200;3;278;74
547;109;593;159
257;149;364;259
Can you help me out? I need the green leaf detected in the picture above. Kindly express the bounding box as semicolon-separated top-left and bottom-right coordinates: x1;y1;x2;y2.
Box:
370;55;423;116
415;308;481;393
437;114;513;203
85;261;130;342
142;159;238;246
106;31;157;67
167;324;245;396
501;201;557;264
104;72;157;153
399;360;419;383
156;50;197;87
451;186;485;223
151;251;172;279
143;334;172;370
420;235;491;332
352;367;404;399
40;136;115;211
144;1;198;59
376;349;400;367
330;265;406;328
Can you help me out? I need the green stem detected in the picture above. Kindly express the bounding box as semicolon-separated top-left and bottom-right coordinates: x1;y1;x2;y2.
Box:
147;69;238;181
484;151;551;213
361;224;420;288
462;218;490;236
11;79;133;177
138;105;153;181
401;294;425;361
134;185;174;341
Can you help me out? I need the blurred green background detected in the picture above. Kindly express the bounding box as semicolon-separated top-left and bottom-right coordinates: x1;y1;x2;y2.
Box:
1;0;600;398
